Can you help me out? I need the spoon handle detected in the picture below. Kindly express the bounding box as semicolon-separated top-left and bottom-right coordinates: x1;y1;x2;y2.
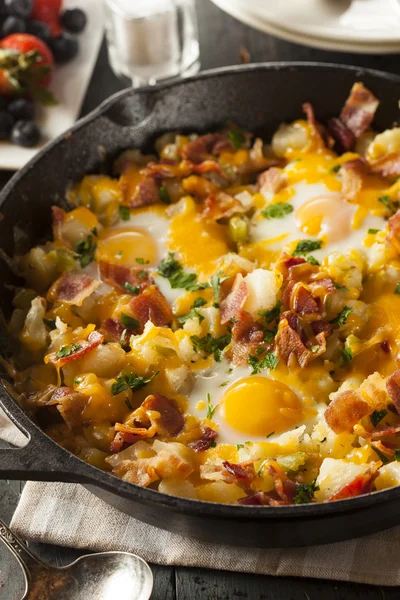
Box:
0;518;43;580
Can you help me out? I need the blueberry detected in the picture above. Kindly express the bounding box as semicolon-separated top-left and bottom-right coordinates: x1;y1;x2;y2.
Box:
4;0;32;18
0;111;14;140
60;8;87;34
27;19;51;41
11;120;40;147
1;14;26;35
50;33;79;64
7;98;35;121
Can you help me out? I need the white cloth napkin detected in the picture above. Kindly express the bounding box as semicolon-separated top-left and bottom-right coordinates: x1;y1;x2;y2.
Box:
2;408;400;587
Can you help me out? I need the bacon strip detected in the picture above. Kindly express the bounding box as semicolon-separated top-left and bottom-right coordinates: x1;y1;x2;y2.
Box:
340;82;379;138
371;425;400;440
386;369;400;413
303;102;326;146
99;261;153;292
340;159;368;201
129;178;160;208
129;285;173;330
50;386;89;428
258;167;287;195
292;284;320;316
220;274;249;324
189;426;218;452
141;393;184;437
221;461;256;486
46;330;104;368
202;192;248;222
325;390;369;434
327;117;355;153
181;133;231;163
49;272;100;306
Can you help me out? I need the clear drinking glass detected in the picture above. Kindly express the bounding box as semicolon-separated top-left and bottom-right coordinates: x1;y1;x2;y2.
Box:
104;0;200;88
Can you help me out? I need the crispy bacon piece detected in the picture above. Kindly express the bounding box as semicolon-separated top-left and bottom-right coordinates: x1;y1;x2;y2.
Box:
303;102;326;146
276;312;328;368
371;425;400;440
189;426;218;452
52;205;65;241
181;133;231;163
189;160;228;179
328;467;377;501
225;309;264;365
49;272;99;306
292;284;320;316
130;178;160;208
222;461;256;485
141;393;184;437
257;167;287;195
340;82;379;139
49;386;89;428
325;390;369;434
129;285;173;330
309;277;336;294
327;117;355;153
201;192;247;222
100;318;133;347
340;159;368;200
220;274;249;324
99;261;153;292
47;330;104;368
310;319;333;337
386;369;400;413
268;461;297;504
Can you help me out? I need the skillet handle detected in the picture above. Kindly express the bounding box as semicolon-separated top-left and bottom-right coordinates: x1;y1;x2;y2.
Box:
0;400;92;484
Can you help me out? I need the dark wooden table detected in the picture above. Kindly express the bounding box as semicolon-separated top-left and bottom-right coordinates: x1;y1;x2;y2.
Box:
2;1;400;597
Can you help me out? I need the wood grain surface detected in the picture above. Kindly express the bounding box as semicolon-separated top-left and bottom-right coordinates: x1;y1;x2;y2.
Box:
2;1;400;597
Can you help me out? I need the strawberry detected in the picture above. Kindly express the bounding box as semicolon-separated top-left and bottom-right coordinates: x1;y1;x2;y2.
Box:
31;0;63;36
0;34;56;105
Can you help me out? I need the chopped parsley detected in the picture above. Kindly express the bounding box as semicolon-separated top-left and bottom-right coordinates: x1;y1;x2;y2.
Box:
258;300;281;324
206;392;217;419
378;195;399;215
266;431;275;438
294;480;319;504
120;313;140;329
157;253;209;291
56;343;82;359
368;228;380;234
331;306;353;325
124;282;140;295
248;352;279;374
263;330;276;343
292;239;323;257
159;186;171;205
236;444;244;450
341;347;353;363
370;409;388;427
125;397;133;410
333;281;349;292
136;257;149;265
306;255;320;266
43;318;56;330
228;128;245;149
190;333;231;362
395;283;400;295
74;377;83;385
119;205;130;221
328;164;341;174
209;441;217;448
177;297;207;324
115;251;123;258
371;444;390;464
211;271;230;303
261;202;294;220
218;381;229;388
111;371;158;396
138;270;147;279
75;235;97;268
394;449;400;462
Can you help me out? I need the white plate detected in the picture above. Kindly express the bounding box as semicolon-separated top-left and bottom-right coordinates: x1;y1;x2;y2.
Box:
211;0;400;54
0;0;104;170
248;0;400;43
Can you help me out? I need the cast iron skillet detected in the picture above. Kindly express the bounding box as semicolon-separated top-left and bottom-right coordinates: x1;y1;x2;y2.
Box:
1;63;400;549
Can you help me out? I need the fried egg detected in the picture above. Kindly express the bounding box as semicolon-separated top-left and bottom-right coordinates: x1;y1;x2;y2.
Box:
188;361;324;445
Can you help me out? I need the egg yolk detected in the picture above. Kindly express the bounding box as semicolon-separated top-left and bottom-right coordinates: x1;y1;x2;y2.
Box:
221;377;302;436
295;194;354;242
96;227;157;267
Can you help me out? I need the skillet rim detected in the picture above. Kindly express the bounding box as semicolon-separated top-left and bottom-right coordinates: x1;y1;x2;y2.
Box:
2;61;400;522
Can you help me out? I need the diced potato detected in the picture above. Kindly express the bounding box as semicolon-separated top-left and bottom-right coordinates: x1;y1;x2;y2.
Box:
243;268;280;316
19;297;48;352
158;479;197;499
77;343;126;379
315;458;370;501
272;121;311;157
375;462;400;490
196;481;246;503
366;127;400;162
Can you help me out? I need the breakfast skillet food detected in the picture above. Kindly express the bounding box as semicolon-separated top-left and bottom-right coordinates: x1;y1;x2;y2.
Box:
5;82;400;507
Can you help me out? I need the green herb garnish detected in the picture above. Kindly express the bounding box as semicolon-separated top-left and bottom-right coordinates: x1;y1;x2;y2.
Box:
211;271;230;303
294;480;319;504
75;235;97;268
228;129;245;149
248;352;279;374
190;333;231;362
395;284;400;295
124;282;140;295
341;347;353;363
157;253;209;291
370;409;388;427
125;397;133;410
306;255;320;266
371;444;390;464
261;202;294;220
293;239;323;257
333;282;349;292
43;318;56;330
331;306;353;325
119;205;130;221
258;301;281;324
368;228;380;234
159;186;171;205
111;371;158;396
206;392;217;419
56;343;82;359
328;164;341;174
120;313;140;329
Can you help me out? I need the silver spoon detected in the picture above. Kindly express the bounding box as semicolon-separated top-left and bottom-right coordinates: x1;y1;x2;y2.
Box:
0;518;153;600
